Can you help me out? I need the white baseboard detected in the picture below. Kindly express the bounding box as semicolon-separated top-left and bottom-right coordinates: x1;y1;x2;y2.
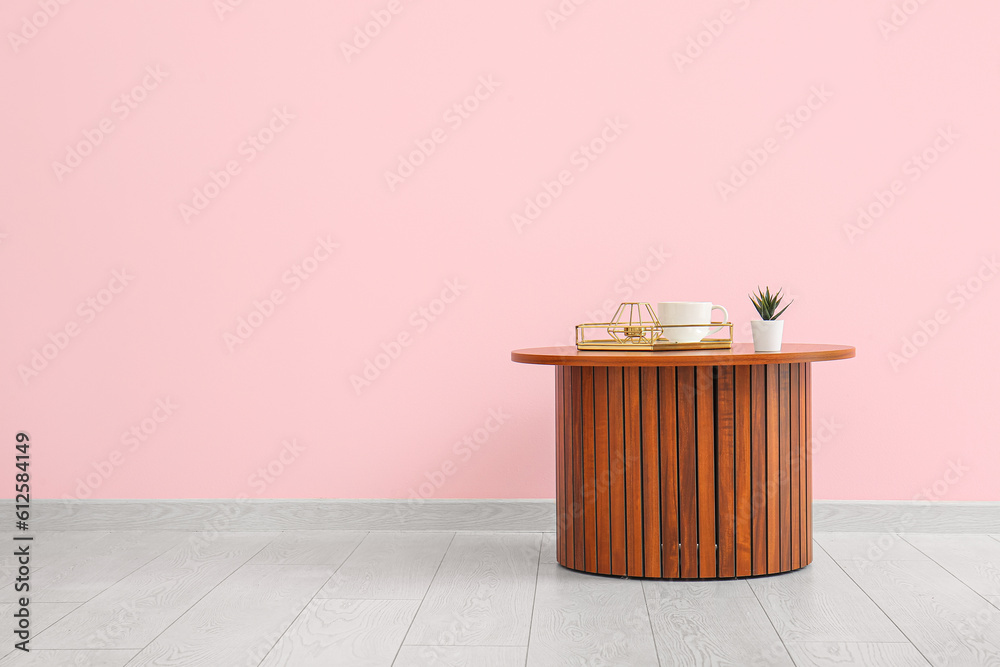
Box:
28;499;999;533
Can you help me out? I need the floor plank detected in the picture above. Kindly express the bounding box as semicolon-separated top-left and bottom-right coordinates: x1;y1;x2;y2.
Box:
15;532;184;603
123;564;334;666
902;533;1000;597
394;646;528;667
646;597;793;666
643;578;755;600
526;564;657;666
0;649;137;666
748;545;906;642
840;558;1000;666
784;642;931;666
33;532;277;649
259;599;418;667
538;533;556;565
404;533;539;646
816;532;927;562
0;532;111;593
317;533;453;600
247;530;366;565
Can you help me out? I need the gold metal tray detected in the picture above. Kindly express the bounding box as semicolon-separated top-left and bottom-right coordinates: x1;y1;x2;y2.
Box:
575;302;733;351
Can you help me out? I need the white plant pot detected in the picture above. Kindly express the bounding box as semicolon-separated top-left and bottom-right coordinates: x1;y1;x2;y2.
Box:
751;320;784;352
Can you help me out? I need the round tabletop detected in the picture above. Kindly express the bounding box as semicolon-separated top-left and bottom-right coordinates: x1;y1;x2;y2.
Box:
511;343;855;367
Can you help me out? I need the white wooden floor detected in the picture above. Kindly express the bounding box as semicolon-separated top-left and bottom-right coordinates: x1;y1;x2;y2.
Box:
2;531;1000;666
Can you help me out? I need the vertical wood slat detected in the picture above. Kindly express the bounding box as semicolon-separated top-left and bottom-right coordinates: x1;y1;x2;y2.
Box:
608;368;627;576
571;367;584;569
779;364;791;572
751;365;767;575
624;367;644;576
766;364;780;573
716;366;736;578
640;367;661;578
696;366;716;577
581;367;597;572
734;365;753;577
563;367;574;570
594;367;611;574
659;367;680;579
676;367;698;579
805;362;813;564
798;363;808;565
556;367;565;567
790;364;800;570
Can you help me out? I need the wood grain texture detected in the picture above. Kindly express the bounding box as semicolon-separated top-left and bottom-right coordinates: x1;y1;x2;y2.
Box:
539;532;557;565
640;366;661;578
123;564;335;667
29;531;184;603
34;532;277;650
555;366;565;567
748;547;907;642
791;363;801;570
751;365;767;576
258;599;418;667
0;650;136;666
624;366;644;577
767;363;781;573
0;602;78;648
839;558;1000;665
735;365;753;577
696;365;716;577
900;533;1000;597
813;502;1000;533
581;366;597;571
561;366;574;569
816;532;927;561
608;367;627;576
798;363;808;565
571;366;584;569
658;366;680;579
716;365;736;579
31;501;556;532
646;597;793;666
593;366;611;574
779;363;791;573
403;533;539;646
784;642;931;667
511;343;856;367
805;362;813;563
248;530;366;566
642;579;754;600
676;366;698;579
526;564;658;667
394;646;528;667
316;532;453;600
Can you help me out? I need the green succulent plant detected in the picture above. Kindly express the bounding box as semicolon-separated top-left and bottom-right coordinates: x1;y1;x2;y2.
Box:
749;286;792;321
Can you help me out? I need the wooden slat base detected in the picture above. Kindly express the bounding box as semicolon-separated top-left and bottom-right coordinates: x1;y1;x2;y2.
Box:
555;363;812;579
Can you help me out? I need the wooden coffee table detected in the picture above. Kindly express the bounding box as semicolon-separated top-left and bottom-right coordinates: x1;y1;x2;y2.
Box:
511;343;855;579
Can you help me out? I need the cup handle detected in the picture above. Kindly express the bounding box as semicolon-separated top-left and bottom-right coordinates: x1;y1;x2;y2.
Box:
707;305;729;337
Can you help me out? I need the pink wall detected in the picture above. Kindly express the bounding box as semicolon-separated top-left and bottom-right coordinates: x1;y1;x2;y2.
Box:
3;1;998;501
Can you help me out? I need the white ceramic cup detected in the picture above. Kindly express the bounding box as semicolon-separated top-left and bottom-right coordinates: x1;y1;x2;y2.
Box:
656;302;729;343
